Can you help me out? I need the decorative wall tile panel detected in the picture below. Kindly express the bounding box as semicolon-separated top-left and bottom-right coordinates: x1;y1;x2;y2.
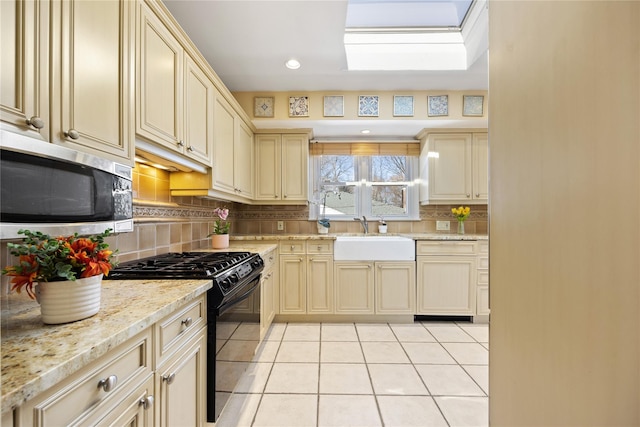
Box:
428;95;449;117
254;96;274;117
323;96;344;117
393;96;414;116
358;95;379;117
463;95;484;116
289;96;309;117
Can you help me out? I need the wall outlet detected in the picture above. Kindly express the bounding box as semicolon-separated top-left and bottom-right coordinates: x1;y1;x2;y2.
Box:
277;221;284;231
436;220;450;231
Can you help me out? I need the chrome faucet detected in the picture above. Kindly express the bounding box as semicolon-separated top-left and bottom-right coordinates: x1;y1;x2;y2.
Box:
354;216;369;234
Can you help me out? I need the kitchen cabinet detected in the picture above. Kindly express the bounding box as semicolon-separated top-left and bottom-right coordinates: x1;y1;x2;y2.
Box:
419;130;488;204
334;262;375;314
0;0;50;142
416;241;478;316
278;241;334;315
375;262;416;314
156;329;207;427
255;132;310;203
136;1;213;166
1;0;134;163
15;329;154;426
476;240;490;320
260;247;278;340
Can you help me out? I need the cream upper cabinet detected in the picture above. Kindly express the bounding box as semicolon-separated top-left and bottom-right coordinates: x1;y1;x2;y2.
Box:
1;0;134;163
212;94;254;198
419;131;488;204
137;1;213;166
255;133;309;203
51;0;134;161
0;0;50;142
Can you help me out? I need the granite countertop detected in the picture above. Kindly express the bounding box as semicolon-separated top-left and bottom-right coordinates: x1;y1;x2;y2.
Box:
231;233;488;241
1;278;212;414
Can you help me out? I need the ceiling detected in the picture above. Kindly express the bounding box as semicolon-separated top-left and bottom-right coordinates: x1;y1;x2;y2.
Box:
163;0;489;138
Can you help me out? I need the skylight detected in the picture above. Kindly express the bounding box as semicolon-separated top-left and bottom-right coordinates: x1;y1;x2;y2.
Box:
344;0;487;71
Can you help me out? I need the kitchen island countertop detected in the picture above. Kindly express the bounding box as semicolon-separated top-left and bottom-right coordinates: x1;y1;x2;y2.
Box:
1;277;212;414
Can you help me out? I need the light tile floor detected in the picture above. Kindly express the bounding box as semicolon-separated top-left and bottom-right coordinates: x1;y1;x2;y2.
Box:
214;321;488;427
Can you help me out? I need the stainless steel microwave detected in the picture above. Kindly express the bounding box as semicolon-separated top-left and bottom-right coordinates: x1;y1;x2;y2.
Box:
0;131;133;239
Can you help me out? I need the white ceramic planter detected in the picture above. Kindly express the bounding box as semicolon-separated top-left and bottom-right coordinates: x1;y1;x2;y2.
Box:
378;224;388;234
35;274;102;324
211;234;230;249
317;223;329;234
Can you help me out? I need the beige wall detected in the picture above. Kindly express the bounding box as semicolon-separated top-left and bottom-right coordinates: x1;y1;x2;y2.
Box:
489;1;639;425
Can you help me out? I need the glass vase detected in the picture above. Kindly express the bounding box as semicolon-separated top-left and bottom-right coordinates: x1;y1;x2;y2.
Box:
457;220;465;235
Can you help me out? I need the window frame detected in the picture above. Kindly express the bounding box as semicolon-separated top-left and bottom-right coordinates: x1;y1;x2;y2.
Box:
309;154;420;221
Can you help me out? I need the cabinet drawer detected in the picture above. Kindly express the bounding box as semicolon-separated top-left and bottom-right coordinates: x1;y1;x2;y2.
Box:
156;294;206;364
279;241;306;254
307;241;333;254
478;256;489;270
18;329;152;427
416;241;477;256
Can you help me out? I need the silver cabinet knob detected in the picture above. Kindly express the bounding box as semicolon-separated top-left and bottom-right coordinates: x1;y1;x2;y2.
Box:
274;195;278;198
98;375;118;392
139;395;154;409
475;193;480;197
177;140;185;147
65;129;80;140
26;116;44;129
187;145;194;152
181;317;193;327
466;193;471;198
284;194;288;198
163;373;176;384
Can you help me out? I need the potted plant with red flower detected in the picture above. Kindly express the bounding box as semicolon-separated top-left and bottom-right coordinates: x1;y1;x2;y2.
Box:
1;229;117;324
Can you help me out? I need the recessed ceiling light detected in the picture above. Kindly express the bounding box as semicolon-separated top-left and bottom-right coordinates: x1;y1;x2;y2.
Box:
361;129;371;134
285;59;301;70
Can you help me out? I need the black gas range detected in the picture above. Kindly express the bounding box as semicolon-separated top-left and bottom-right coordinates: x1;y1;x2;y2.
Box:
108;251;264;312
107;251;264;422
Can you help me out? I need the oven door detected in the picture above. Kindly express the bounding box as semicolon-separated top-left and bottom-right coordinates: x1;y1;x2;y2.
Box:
209;275;261;422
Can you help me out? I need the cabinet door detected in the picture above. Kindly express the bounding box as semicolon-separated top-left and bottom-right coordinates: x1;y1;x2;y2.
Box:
280;255;306;313
0;0;49;141
476;286;490;316
375;262;416;314
212;95;236;193
235;119;254;197
137;1;183;149
281;134;308;201
428;133;473;201
417;256;477;315
255;134;281;200
307;255;334;313
53;0;133;161
157;329;207;427
260;269;276;339
472;133;489;201
334;262;374;314
87;375;155;427
183;56;213;164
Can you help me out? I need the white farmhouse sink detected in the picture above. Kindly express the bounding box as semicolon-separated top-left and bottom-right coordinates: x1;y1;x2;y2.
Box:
334;236;415;261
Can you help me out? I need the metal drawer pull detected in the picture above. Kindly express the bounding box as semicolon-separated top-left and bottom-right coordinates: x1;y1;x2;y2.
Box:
181;317;193;327
139;395;154;409
98;375;118;392
177;140;185;147
26;116;44;129
163;373;176;384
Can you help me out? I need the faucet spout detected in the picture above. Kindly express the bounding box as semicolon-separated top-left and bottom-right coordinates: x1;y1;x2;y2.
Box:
354;216;369;234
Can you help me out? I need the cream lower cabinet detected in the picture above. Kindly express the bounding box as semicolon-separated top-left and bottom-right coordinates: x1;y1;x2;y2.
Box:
375;262;416;314
279;241;333;315
14;294;207;427
476;240;490;319
254;133;309;203
334;262;375;314
416;241;478;316
260;247;278;340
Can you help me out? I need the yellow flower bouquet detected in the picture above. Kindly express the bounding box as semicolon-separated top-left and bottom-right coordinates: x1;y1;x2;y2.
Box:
451;206;471;234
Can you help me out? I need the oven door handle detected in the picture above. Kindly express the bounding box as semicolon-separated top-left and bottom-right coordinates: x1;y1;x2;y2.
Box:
217;276;261;315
